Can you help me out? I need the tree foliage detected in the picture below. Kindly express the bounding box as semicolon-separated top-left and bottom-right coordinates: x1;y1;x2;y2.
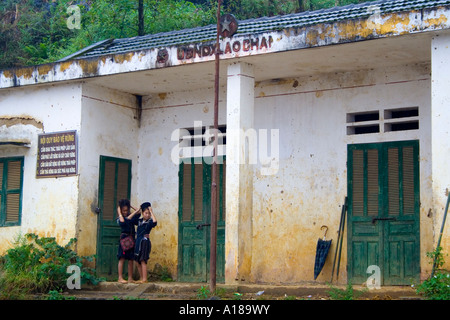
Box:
0;0;375;69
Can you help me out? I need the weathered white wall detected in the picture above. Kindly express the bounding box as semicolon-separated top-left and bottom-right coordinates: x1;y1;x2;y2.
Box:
76;83;140;256
0;3;447;284
0;60;437;285
251;62;432;283
137;86;227;277
0;83;82;253
431;33;450;271
133;61;435;284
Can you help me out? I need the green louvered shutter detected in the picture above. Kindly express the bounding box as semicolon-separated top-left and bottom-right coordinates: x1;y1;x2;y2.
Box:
0;158;23;226
348;141;420;285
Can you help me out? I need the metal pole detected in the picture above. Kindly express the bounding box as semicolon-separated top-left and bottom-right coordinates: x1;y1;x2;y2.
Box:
336;197;347;281
431;192;450;277
210;0;221;294
330;197;346;283
138;0;144;36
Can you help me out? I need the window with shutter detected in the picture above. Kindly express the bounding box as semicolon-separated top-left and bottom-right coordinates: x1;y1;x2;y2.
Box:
182;163;192;222
102;161;116;221
116;162;129;202
194;162;203;222
0;157;24;226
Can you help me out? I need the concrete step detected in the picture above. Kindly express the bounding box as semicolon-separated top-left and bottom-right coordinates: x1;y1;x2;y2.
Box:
65;281;421;300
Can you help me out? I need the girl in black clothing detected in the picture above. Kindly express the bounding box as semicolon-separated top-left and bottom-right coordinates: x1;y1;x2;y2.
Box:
134;202;157;283
117;199;140;284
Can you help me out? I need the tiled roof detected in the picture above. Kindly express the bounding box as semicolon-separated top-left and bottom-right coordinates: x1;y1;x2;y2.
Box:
69;0;450;60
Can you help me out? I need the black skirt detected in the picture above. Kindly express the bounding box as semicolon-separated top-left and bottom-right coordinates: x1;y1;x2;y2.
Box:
135;238;151;263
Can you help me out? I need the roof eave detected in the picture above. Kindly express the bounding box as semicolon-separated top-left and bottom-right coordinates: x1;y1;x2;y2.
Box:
1;6;449;90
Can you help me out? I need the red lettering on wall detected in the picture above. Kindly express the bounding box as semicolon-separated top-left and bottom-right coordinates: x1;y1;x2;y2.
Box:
194;46;202;58
177;35;274;61
177;47;184;60
260;37;267;49
232;41;240;52
224;42;232;54
186;47;194;59
243;39;250;51
251;38;259;51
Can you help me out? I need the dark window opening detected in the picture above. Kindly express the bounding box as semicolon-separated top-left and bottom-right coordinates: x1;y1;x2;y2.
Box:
347;111;379;123
385;107;419;119
347;125;380;135
354;112;379;122
385;121;419;132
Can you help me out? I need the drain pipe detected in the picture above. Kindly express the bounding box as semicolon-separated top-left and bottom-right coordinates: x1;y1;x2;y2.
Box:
135;95;143;128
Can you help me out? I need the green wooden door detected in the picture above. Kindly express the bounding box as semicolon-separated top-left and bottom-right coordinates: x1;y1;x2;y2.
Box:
96;156;132;278
178;158;226;282
347;141;420;285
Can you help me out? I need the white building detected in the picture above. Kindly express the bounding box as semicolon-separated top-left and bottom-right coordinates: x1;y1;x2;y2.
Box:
1;0;450;285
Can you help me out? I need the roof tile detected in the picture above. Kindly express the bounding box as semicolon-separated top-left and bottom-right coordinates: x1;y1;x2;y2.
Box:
71;0;450;60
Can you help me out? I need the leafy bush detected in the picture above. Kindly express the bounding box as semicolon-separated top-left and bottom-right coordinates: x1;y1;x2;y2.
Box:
416;273;450;300
0;233;103;299
416;246;450;300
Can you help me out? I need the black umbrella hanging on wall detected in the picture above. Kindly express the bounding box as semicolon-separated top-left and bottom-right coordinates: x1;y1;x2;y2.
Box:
314;225;332;280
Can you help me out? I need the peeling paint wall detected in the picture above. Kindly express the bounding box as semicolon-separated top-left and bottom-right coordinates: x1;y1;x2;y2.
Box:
0;63;442;284
1;5;449;284
431;33;450;273
76;84;140;257
251;63;432;284
0;83;82;253
132;61;434;284
137;87;227;278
